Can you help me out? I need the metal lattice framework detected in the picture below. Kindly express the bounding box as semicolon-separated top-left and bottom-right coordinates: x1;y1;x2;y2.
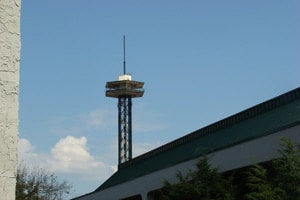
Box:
118;96;132;164
105;36;144;167
106;79;144;166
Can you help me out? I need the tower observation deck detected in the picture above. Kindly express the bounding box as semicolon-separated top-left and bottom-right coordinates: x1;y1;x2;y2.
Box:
105;37;144;166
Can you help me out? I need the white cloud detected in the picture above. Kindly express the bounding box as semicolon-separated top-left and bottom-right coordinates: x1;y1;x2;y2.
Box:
18;136;160;177
50;136;92;167
48;136;115;175
18;138;41;167
18;105;168;196
18;136;117;197
18;138;34;153
18;136;162;197
18;136;116;180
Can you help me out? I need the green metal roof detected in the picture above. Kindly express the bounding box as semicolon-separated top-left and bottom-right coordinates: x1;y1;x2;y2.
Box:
96;87;300;192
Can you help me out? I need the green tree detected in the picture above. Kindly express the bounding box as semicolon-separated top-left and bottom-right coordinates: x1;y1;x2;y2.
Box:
241;138;300;200
16;166;72;200
242;164;277;200
159;138;300;200
271;137;300;200
159;156;235;200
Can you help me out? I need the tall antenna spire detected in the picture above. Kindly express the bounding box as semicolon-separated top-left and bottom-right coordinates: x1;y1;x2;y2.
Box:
123;35;126;74
106;36;145;166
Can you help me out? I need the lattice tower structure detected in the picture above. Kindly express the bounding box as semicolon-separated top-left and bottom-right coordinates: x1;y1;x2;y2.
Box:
106;74;144;166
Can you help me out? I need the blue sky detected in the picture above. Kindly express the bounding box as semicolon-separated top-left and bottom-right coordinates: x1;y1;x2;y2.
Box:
20;0;299;198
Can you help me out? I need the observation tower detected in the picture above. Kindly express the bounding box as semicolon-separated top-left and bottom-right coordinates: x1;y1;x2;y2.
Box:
105;36;144;166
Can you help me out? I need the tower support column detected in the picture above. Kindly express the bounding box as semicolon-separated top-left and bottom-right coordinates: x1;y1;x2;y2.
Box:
118;96;132;164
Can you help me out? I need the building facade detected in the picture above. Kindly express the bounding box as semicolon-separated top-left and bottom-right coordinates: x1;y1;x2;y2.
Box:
0;1;21;199
74;88;300;200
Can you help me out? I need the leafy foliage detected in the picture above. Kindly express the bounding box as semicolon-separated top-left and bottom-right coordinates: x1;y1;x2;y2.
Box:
16;166;72;200
159;138;300;200
243;164;277;200
159;156;235;200
272;137;300;200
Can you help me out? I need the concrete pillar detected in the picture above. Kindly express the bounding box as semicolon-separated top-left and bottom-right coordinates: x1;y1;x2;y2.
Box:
0;0;21;199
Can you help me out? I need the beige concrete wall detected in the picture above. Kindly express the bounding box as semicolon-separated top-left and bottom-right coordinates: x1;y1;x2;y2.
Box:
0;0;21;199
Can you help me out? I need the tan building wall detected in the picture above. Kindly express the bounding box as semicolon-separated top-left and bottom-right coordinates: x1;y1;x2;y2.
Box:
0;0;21;199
